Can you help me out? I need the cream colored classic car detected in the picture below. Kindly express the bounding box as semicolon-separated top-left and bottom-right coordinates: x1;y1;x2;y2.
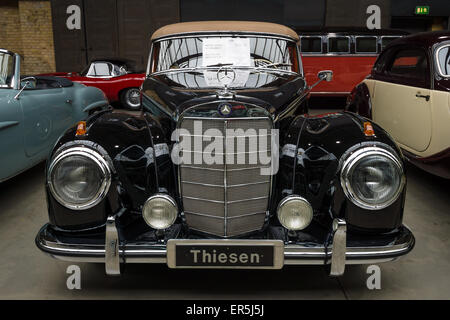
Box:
347;31;450;179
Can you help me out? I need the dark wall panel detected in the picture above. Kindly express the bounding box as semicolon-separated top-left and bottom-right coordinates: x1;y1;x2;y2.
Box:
52;0;180;72
325;0;390;28
51;0;87;72
117;0;153;69
84;0;119;61
180;0;324;28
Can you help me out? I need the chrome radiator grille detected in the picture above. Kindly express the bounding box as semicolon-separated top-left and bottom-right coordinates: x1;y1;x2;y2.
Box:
178;117;273;237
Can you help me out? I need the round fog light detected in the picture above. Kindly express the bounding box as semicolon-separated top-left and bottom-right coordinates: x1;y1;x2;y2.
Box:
277;196;313;231
142;194;178;230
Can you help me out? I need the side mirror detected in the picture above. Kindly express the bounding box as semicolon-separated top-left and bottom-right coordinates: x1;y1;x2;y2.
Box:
14;76;37;100
308;70;333;90
318;70;333;82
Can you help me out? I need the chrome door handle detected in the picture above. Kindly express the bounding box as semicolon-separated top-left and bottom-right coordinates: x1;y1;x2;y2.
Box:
416;93;430;101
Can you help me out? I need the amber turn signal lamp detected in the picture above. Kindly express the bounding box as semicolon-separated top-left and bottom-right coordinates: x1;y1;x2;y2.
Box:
75;121;87;136
363;122;375;137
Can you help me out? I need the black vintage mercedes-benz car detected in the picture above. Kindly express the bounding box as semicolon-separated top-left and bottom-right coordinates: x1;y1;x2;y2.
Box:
36;21;414;276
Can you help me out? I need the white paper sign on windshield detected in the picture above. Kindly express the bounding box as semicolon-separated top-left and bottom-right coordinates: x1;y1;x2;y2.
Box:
202;37;251;87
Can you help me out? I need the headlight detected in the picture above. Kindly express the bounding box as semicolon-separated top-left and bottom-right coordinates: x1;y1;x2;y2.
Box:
142;194;178;230
48;147;111;210
340;146;405;210
277;195;313;231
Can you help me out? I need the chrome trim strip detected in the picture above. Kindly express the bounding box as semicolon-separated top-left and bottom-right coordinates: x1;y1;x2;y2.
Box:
435;44;450;78
228;166;271;172
183;196;268;204
182;116;270;121
179;134;271;138
227;196;268;204
180;165;270;172
181;149;271;155
223;120;228;235
180;165;224;171
181;180;268;188
152;33;299;44
228;181;269;188
185;211;266;220
37;226;415;266
184;211;224;219
181;181;224;187
183;196;224;204
227;212;266;219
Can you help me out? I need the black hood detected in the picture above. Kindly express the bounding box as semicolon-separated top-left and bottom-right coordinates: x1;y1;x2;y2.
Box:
142;70;306;116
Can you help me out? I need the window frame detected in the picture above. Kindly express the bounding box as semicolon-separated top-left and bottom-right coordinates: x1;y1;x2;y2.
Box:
380;36;401;51
354;35;378;54
383;45;431;89
435;43;450;78
299;36;323;54
148;33;303;76
327;35;351;54
85;61;117;78
0;51;16;89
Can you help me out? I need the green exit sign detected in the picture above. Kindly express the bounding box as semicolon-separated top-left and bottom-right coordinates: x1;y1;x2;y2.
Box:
415;6;430;15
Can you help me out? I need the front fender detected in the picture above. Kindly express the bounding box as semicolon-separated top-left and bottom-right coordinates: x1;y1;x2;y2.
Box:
46;110;173;230
71;83;109;119
277;111;405;233
345;82;372;119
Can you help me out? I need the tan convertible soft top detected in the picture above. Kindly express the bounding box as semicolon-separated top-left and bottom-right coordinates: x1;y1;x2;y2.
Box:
151;21;299;41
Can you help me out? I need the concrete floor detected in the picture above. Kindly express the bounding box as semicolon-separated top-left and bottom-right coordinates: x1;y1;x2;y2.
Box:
0;108;449;299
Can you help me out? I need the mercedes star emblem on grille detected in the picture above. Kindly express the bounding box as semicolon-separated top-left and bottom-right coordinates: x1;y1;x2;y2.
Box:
218;103;232;116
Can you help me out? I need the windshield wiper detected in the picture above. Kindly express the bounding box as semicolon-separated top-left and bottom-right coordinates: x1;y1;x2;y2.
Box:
153;63;297;75
205;63;234;68
255;62;292;70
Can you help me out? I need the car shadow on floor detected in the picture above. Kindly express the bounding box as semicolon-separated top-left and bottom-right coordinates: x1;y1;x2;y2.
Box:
62;262;349;299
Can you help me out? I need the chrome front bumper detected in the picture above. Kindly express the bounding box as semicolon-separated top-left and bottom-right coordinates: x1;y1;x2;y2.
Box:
36;218;415;276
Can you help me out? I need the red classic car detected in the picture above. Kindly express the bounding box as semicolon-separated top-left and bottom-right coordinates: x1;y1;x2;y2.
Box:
40;58;145;110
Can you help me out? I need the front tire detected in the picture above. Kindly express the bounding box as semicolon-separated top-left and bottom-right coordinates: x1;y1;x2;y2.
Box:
120;88;141;110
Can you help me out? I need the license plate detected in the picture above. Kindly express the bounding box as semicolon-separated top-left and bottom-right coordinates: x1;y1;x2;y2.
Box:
167;240;284;269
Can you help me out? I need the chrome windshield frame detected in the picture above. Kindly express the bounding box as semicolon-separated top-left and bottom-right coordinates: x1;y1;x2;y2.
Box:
0;49;18;89
147;33;302;77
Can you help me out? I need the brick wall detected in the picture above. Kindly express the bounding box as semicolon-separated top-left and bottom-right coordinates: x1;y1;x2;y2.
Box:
0;0;56;74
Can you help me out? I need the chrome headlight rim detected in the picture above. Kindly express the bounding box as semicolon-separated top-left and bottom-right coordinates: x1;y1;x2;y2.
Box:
277;195;313;231
47;146;112;210
340;146;405;210
142;193;178;230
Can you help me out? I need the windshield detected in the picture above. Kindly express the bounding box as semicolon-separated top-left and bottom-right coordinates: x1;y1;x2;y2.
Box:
149;35;301;88
0;52;14;88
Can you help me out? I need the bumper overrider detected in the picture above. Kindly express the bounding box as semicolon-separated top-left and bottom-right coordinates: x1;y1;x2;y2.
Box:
36;216;415;276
